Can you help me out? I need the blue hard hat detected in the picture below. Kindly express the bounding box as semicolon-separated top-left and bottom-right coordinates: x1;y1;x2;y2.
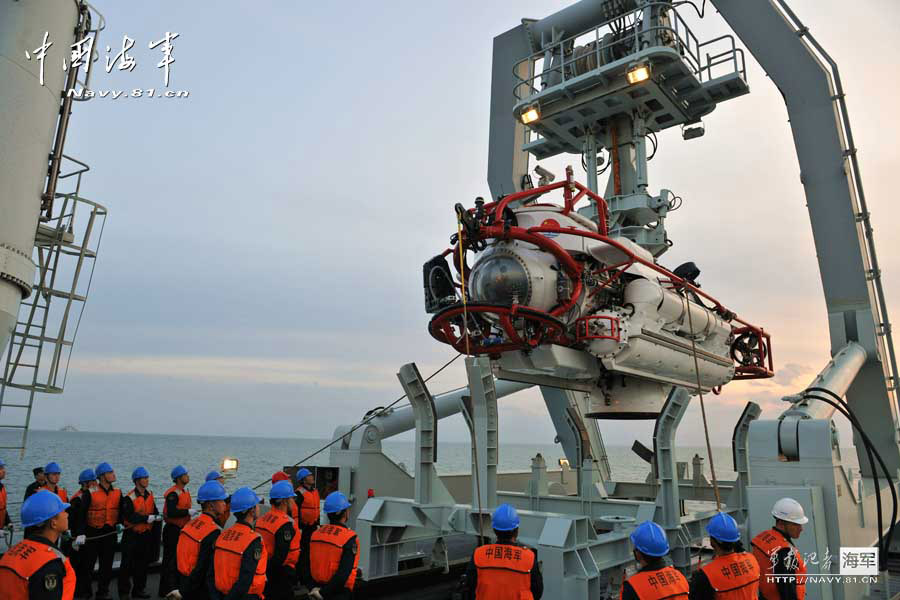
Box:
631;521;670;557
171;465;188;481
96;462;113;476
323;491;351;514
491;504;520;532
706;512;741;543
270;480;296;500
297;468;312;480
132;466;150;481
0;459;6;467
205;471;223;482
22;490;70;527
230;487;262;513
197;481;228;503
44;462;61;475
78;468;96;484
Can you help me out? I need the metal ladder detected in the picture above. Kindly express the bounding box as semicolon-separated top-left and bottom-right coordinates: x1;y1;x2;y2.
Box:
0;156;107;455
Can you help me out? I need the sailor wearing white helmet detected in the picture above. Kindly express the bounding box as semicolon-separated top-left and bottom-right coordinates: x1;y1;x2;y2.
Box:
750;498;808;600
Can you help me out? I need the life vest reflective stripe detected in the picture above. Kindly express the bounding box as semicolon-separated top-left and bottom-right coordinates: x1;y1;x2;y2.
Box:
127;489;156;534
622;566;690;600
177;513;221;577
86;486;121;528
700;553;760;600
163;485;192;528
213;523;266;597
751;529;807;600
472;543;536;600
256;510;300;569
41;485;69;504
297;488;320;526
0;538;76;600
0;484;7;527
309;524;360;590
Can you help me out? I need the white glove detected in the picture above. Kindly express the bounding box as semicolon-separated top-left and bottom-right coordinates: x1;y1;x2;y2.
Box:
189;509;200;517
72;535;86;550
309;587;323;600
149;514;163;523
166;589;183;600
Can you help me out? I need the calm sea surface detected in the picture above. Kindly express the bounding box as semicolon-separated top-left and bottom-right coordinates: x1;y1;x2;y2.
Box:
0;429;738;533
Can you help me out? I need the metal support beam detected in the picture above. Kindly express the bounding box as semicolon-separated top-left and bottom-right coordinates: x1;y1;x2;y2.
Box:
653;387;692;569
397;363;453;505
463;357;499;513
729;402;761;526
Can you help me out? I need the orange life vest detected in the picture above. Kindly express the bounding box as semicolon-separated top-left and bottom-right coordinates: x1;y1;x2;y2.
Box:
751;529;807;600
700;552;760;600
177;513;221;577
163;485;192;528
213;522;267;597
0;538;76;600
309;524;360;590
0;484;7;527
622;566;690;600
127;488;156;534
472;543;537;600
41;484;69;503
297;487;320;526
256;509;300;569
86;485;121;528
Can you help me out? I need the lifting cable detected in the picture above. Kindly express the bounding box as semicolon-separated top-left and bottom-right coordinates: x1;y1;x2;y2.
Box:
457;219;471;356
250;353;463;491
684;289;723;510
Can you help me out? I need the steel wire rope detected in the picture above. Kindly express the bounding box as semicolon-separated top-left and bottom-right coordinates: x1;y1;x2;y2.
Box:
683;286;723;510
250;353;462;491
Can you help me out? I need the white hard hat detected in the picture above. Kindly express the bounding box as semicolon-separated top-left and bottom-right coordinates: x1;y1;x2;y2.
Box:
772;497;808;524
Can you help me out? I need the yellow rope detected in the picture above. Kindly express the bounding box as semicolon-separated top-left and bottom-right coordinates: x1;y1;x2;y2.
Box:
457;220;470;355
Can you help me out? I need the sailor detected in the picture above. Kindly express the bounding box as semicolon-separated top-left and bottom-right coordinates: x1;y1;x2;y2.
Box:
0;458;11;536
85;462;122;600
208;487;267;600
751;498;808;600
465;503;542;600
40;462;69;503
118;467;162;600
294;467;320;584
257;481;300;600
689;513;759;600
24;466;46;500
160;465;196;597
206;471;231;524
621;521;689;600
0;490;75;600
69;468;96;599
305;491;359;600
176;481;229;600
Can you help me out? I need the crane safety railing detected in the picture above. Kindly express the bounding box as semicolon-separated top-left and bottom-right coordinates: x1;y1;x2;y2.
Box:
769;1;899;397
0;154;108;455
513;2;746;102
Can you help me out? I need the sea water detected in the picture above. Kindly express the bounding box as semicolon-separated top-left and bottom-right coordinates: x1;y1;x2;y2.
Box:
0;429;736;531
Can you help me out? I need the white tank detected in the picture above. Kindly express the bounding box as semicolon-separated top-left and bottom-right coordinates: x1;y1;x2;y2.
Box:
0;0;79;355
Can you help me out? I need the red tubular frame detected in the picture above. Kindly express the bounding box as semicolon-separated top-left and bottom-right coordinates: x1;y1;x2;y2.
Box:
430;179;774;379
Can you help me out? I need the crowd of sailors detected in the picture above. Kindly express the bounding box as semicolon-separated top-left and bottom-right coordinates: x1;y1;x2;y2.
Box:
0;459;810;600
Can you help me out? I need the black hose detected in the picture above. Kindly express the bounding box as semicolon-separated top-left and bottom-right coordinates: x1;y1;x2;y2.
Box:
801;389;897;570
806;386;897;561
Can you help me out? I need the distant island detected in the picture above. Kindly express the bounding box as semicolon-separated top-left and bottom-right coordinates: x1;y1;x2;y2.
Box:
59;425;79;432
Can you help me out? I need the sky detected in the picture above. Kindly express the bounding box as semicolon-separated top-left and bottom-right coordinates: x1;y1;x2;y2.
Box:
6;0;900;453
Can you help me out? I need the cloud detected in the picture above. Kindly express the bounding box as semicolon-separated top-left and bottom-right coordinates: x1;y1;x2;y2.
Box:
69;355;400;389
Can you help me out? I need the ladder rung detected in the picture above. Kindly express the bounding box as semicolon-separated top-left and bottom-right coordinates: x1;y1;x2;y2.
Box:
39;288;87;302
0;404;32;409
0;424;28;429
12;332;73;346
